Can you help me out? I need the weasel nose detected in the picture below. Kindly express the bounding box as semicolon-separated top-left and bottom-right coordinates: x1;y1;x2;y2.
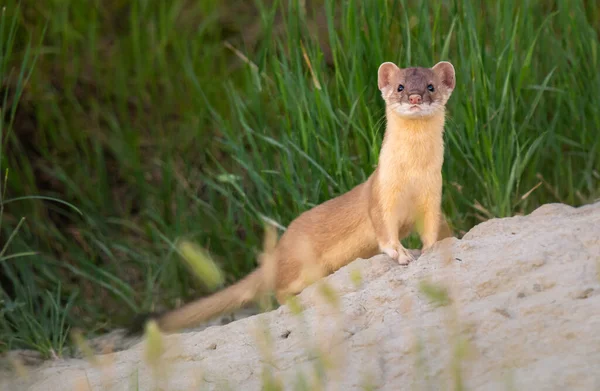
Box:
409;94;422;104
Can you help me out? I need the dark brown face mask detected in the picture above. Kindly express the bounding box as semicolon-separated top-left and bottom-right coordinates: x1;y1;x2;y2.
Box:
377;61;456;118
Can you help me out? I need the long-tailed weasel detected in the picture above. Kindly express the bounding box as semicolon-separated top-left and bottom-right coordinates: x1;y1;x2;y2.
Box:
134;61;456;333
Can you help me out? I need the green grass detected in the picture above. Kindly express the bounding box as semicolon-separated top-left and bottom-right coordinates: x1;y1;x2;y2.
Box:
0;0;599;357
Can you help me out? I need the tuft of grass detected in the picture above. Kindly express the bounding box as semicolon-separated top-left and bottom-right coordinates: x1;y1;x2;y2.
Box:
419;280;452;308
0;0;599;356
0;3;79;358
143;320;165;366
317;281;340;309
176;240;225;291
286;295;305;316
0;283;77;359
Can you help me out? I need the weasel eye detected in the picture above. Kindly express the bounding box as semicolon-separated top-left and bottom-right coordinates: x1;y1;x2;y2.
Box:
427;84;434;92
397;84;404;92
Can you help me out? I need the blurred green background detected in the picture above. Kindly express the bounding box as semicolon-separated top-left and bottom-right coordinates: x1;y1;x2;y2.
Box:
1;0;598;357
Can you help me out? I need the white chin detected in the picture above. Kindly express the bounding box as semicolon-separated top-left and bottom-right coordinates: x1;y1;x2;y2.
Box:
394;105;436;118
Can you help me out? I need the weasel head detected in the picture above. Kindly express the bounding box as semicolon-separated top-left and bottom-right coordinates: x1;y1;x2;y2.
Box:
377;61;455;119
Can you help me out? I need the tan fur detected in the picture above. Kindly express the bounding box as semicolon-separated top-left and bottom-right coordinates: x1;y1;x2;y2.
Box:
154;61;456;333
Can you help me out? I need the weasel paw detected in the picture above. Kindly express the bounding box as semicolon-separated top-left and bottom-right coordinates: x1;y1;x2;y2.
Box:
397;247;415;265
382;245;415;265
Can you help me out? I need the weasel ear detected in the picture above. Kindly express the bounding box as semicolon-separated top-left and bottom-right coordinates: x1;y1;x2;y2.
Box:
432;61;456;91
377;62;400;91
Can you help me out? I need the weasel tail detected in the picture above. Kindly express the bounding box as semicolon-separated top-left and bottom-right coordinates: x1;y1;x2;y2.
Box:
145;227;279;333
156;267;265;332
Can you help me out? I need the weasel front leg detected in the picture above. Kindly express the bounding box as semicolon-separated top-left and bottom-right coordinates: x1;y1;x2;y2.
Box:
368;189;415;265
418;193;442;253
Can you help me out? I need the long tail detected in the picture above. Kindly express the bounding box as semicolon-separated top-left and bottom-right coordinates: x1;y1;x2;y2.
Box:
155;229;279;333
128;224;280;335
155;266;268;333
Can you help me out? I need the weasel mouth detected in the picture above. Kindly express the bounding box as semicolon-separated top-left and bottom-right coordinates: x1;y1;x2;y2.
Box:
409;105;421;111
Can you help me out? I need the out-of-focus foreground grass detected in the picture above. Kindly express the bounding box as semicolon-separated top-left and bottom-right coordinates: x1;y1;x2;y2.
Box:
0;0;598;356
